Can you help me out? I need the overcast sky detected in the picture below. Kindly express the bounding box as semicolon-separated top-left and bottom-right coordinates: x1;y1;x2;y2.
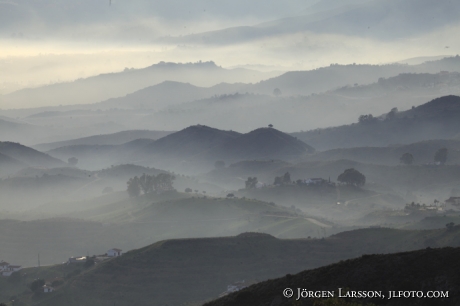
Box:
1;0;459;96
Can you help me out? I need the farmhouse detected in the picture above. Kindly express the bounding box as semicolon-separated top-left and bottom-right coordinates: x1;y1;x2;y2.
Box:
0;261;22;277
107;248;123;257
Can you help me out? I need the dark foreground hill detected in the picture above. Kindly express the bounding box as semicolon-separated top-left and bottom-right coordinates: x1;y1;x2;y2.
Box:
25;226;460;306
206;246;460;306
293;95;460;150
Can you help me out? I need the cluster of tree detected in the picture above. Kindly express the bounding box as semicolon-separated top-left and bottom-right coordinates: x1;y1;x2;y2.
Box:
127;173;175;197
245;177;258;189
358;114;378;124
399;148;448;165
274;172;291;185
337;168;365;186
29;278;45;293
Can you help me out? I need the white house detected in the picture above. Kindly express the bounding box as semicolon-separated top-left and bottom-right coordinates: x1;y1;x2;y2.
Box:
0;261;22;277
67;256;87;264
107;248;123;257
43;285;55;293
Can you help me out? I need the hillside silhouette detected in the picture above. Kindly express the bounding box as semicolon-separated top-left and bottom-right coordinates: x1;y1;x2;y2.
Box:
206;246;460;306
294;95;460;150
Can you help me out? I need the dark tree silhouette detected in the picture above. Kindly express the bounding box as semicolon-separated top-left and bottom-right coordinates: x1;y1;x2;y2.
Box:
273;88;282;96
30;279;45;292
337;168;366;186
400;153;414;165
274;172;291;185
127;176;141;197
434;148;448;165
245;177;258;189
185;188;192;193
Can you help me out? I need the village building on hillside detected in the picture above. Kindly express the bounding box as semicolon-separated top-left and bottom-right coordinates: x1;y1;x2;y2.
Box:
0;261;22;277
67;256;87;264
107;248;123;257
43;285;55;293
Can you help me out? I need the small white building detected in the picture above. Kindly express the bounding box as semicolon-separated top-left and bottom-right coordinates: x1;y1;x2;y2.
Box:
0;261;22;277
67;256;87;264
107;248;123;257
43;285;55;293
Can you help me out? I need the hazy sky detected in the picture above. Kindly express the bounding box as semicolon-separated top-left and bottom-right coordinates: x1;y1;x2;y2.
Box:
1;0;459;96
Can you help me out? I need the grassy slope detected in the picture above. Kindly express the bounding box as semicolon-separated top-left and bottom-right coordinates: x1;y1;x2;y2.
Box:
0;193;335;267
26;226;460;306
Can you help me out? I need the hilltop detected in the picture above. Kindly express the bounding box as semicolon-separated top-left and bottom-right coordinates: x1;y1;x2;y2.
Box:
44;126;315;173
21;226;460;306
206;246;460;306
201;127;315;162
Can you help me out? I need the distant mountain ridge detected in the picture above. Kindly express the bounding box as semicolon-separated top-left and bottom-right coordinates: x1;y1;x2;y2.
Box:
1;61;281;109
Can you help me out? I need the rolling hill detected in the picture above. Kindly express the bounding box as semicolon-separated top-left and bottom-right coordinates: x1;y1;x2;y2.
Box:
0;194;340;267
23;226;460;306
34;130;174;152
202;127;315;161
45;126;315;172
306;139;460;166
0;141;65;169
293;95;460;150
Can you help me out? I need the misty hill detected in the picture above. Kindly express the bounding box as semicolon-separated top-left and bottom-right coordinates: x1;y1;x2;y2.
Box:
251;57;460;96
206;245;460;306
133;70;460;132
0;141;65;169
171;0;460;44
0;195;336;266
141;125;241;158
1;61;280;108
45;126;315;172
307;139;460;166
293;95;460;150
95;81;250;110
34;130;173;151
0;152;25;176
31;227;460;306
202;128;315;162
